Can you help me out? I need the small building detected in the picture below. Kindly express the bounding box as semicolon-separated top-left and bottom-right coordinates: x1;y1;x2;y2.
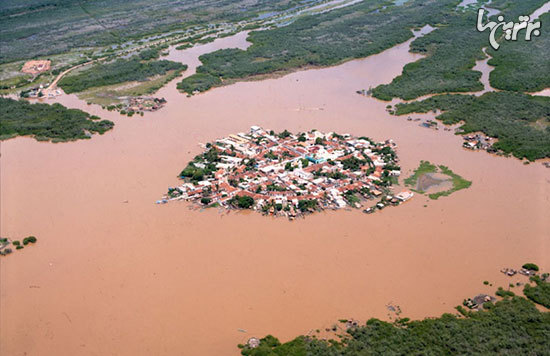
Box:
395;190;414;202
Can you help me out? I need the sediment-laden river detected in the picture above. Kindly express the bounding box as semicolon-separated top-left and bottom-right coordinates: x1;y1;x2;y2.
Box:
1;32;549;356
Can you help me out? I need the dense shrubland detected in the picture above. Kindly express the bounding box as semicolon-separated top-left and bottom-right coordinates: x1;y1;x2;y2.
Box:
372;0;548;100
179;0;457;94
176;72;221;94
486;12;550;92
0;97;114;141
59;57;187;93
240;274;550;355
395;92;550;160
0;0;298;63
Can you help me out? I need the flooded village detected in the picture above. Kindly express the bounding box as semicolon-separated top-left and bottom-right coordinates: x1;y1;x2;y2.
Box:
1;28;549;356
160;126;414;219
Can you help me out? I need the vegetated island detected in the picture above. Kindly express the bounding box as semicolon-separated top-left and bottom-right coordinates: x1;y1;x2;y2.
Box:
0;97;114;142
238;265;550;355
367;2;550;161
56;51;187;115
0;236;37;256
159;126;414;219
404;160;472;200
370;0;548;101
177;0;457;95
393;92;550;161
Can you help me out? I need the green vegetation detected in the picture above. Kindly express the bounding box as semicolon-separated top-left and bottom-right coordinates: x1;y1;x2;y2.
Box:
395;92;550;160
59;57;187;93
239;275;550;355
404;161;471;199
176;72;221;94
372;13;486;100
0;97;114;142
496;287;515;298
229;195;255;209
266;184;286;192
137;45;168;61
0;0;299;64
0;74;31;90
428;165;472;200
344;191;360;205
372;0;548;100
371;1;549;162
341;157;365;171
486;12;550;92
523;263;540;272
403;160;437;187
0;235;37;256
78;69;181;107
524;275;550;308
22;236;37;245
297;199;317;212
179;0;460;94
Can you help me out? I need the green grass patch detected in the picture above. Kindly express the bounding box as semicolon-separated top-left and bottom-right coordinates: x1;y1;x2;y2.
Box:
403;160;437;191
405;161;471;199
428;165;472;199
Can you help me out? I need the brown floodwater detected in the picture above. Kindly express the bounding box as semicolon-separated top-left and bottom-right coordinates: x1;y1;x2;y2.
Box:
1;31;549;356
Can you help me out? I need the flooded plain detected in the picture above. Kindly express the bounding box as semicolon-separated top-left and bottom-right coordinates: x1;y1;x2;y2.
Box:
1;31;549;356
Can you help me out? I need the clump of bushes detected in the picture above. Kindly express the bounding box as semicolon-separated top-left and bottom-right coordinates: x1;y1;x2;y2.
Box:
0;236;38;256
0;97;114;142
229;195;254;209
524;275;550;308
522;263;539;272
496;287;515;298
23;236;37;245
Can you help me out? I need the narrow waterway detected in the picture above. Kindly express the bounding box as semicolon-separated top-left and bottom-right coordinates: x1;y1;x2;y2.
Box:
1;31;549;356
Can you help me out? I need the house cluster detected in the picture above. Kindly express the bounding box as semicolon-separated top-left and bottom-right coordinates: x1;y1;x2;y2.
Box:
160;126;414;219
123;96;166;113
500;267;537;277
20;84;62;99
462;133;496;152
463;294;496;310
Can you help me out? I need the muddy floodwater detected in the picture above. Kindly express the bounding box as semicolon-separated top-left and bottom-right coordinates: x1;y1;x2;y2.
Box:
1;32;549;356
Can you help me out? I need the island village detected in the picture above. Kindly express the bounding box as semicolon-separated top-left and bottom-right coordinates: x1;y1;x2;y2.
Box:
160;126;414;219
